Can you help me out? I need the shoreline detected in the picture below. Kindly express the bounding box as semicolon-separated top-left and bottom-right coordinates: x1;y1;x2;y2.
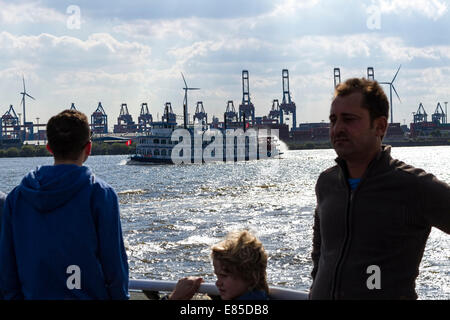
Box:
285;138;450;150
1;139;450;158
0;142;135;158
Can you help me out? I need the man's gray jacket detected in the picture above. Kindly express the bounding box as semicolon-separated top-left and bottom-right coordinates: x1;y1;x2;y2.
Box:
310;145;450;299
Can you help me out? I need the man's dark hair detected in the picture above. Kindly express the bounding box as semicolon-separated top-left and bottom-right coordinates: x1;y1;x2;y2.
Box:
46;110;91;160
334;78;389;123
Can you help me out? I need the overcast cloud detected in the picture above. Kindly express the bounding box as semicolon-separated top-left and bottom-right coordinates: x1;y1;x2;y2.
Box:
0;0;449;128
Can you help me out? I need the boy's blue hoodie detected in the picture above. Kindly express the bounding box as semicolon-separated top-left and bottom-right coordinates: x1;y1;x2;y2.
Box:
0;165;129;300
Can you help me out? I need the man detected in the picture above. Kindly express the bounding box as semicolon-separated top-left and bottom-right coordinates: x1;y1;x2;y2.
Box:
0;110;129;299
310;78;450;300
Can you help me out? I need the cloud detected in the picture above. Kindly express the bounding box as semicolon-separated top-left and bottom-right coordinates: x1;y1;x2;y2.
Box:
113;18;199;41
268;0;321;17
0;31;152;72
0;1;66;24
374;0;448;20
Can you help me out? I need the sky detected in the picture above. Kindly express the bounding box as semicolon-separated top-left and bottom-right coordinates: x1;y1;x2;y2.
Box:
1;0;449;130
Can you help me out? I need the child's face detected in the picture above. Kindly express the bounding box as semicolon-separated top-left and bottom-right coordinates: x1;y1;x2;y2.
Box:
213;259;250;300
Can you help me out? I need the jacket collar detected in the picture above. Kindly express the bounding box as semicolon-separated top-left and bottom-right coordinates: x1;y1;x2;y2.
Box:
335;145;392;181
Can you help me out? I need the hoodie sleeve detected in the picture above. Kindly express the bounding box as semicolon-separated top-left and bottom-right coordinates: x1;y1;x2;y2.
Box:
92;182;129;300
0;191;24;300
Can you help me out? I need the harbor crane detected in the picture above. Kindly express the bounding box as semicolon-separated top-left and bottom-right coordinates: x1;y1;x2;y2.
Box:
268;99;280;120
113;103;136;133
334;68;341;87
138;103;153;132
162;102;177;123
225;100;238;123
91;102;108;134
1;105;20;138
413;103;428;123
279;69;297;129
432;102;447;124
367;67;375;81
239;70;255;125
193;101;208;128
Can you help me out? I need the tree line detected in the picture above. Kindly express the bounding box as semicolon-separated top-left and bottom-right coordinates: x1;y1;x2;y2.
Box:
0;142;136;158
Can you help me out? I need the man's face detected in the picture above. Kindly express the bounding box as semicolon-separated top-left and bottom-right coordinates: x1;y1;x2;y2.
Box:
329;92;384;161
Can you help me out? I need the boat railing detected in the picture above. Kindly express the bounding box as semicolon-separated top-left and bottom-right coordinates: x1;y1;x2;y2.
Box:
129;279;309;300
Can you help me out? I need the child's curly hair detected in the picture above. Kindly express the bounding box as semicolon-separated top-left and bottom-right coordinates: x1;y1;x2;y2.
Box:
211;230;269;293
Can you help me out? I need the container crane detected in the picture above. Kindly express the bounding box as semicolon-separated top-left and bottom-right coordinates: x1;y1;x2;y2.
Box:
91;102;108;134
138;103;153;132
279;69;297;130
238;70;255;125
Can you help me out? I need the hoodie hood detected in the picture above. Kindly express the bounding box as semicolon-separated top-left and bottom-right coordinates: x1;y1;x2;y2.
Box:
19;165;93;213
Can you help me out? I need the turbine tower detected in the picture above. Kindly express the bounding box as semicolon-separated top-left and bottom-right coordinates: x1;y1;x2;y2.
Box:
379;65;401;124
181;72;200;129
20;75;35;127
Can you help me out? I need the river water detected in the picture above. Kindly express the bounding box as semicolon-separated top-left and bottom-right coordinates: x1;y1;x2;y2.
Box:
1;146;449;299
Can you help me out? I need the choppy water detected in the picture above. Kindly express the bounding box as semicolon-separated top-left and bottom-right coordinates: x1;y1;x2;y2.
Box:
1;146;449;299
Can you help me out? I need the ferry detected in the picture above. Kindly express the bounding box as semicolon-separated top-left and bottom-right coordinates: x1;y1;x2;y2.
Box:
127;120;282;165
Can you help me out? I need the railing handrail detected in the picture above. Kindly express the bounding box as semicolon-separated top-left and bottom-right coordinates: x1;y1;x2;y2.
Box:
129;279;309;300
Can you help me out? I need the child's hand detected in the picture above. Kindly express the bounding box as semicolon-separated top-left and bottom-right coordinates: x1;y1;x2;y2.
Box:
169;276;203;300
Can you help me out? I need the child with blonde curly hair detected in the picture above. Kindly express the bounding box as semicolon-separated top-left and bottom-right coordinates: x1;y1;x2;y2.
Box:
169;230;269;300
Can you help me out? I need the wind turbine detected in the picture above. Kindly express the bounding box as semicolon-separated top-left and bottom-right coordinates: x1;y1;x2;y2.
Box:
181;72;200;129
20;75;35;127
379;65;401;124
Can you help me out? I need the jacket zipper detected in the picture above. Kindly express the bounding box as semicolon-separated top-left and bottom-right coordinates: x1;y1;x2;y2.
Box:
331;188;354;299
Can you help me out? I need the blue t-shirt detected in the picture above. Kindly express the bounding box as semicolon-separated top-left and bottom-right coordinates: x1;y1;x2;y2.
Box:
348;178;361;191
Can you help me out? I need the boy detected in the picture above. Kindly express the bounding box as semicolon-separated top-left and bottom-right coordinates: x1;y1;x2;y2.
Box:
0;110;129;299
0;191;5;223
169;230;269;300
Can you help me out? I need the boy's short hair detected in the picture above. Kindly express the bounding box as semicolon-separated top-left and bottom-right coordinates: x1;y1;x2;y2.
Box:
211;230;268;293
46;109;91;161
334;78;389;124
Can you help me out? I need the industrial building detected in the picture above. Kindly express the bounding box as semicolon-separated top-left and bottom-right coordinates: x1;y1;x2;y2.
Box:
1;68;448;149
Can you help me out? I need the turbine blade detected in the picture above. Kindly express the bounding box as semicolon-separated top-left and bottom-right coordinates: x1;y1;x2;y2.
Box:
22;75;26;91
181;72;187;88
188;87;200;90
392;65;401;83
392;85;401;103
26;93;35;100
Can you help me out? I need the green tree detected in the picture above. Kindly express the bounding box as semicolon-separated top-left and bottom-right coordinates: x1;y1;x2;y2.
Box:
20;145;35;157
110;143;129;155
6;147;19;157
91;142;108;155
35;145;51;157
